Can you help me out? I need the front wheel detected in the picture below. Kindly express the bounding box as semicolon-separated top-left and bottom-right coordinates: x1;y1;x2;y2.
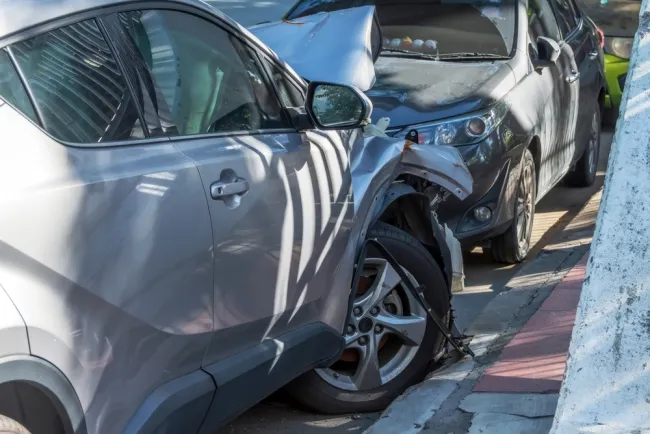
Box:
286;223;450;414
491;149;536;264
0;416;30;434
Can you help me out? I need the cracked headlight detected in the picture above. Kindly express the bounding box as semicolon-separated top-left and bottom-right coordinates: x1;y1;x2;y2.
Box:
605;37;633;60
394;101;509;146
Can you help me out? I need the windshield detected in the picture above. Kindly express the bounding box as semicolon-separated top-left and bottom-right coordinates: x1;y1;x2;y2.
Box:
285;0;517;57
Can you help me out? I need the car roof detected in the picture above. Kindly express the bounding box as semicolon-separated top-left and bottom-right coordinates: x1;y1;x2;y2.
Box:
0;0;226;41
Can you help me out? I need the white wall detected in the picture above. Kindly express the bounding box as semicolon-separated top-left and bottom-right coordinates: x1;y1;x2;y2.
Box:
551;1;650;432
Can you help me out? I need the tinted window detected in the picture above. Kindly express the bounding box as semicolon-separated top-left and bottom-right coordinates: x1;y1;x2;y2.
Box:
114;10;288;137
549;0;578;37
528;0;561;41
11;20;145;143
286;0;517;57
0;50;37;121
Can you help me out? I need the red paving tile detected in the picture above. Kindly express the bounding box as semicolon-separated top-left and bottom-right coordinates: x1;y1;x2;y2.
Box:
473;251;589;393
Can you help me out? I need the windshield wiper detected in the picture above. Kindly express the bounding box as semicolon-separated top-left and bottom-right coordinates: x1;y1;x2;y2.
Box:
436;52;509;60
381;49;508;61
380;48;439;60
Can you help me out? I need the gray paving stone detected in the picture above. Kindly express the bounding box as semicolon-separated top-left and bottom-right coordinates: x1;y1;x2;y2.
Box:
469;413;553;434
459;393;559;418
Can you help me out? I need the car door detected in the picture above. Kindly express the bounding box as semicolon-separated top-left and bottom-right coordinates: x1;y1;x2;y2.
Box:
108;8;356;368
527;0;574;193
549;0;594;170
0;18;215;434
556;0;600;161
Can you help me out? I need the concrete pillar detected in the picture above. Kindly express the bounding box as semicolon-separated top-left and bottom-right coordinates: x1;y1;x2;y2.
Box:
551;2;650;432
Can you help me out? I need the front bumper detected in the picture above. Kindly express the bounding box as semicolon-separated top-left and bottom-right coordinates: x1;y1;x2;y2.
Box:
443;224;466;293
434;128;525;247
604;53;629;108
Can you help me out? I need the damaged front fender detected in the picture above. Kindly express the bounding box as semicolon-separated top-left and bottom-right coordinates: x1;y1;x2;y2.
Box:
350;131;473;293
350;134;473;215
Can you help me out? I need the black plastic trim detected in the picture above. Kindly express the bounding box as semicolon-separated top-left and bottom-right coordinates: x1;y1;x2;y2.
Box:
0;355;86;434
198;323;343;433
371;184;454;289
123;370;215;434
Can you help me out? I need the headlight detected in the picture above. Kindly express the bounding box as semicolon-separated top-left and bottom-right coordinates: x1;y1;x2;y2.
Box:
394;101;509;146
604;37;633;60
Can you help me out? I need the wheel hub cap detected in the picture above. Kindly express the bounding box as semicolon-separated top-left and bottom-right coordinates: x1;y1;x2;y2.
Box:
315;259;427;391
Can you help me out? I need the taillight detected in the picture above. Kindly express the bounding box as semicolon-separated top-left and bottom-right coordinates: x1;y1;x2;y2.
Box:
596;27;605;48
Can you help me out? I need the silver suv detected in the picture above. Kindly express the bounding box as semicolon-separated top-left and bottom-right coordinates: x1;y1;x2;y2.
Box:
0;1;472;433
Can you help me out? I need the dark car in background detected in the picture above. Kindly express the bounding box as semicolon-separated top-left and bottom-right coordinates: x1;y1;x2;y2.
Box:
279;0;606;263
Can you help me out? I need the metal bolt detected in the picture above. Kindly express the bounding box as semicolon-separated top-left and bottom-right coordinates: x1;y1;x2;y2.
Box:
347;325;355;335
374;325;383;333
333;372;340;379
370;306;379;316
353;306;362;316
359;336;368;345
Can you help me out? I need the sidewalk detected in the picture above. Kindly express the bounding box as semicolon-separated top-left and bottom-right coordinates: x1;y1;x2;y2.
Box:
461;252;588;433
365;188;601;434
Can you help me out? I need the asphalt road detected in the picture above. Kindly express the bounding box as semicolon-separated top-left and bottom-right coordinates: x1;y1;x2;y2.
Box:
217;131;613;434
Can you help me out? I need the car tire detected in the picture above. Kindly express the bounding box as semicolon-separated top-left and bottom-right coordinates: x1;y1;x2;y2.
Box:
491;149;536;264
285;222;450;414
566;109;600;188
0;416;30;434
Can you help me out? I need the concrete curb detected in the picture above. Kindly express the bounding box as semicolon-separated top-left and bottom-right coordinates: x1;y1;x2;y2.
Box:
363;245;589;434
363;183;602;434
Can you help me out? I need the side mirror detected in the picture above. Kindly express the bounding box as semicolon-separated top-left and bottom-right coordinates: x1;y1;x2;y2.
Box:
532;36;561;71
305;82;372;130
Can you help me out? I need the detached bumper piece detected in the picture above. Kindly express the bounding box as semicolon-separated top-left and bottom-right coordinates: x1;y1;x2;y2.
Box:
350;237;475;360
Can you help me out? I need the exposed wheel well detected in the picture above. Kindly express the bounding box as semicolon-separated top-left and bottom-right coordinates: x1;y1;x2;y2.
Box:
375;194;448;285
0;381;66;434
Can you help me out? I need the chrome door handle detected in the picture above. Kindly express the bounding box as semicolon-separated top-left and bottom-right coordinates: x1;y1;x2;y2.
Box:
566;71;581;83
588;49;598;60
211;179;249;199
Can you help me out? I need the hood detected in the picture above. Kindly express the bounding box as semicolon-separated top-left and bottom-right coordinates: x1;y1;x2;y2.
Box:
249;6;380;91
366;56;516;128
578;0;640;37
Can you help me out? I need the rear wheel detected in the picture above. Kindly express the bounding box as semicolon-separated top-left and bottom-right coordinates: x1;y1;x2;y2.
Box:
286;223;450;414
491;149;536;264
566;109;600;187
0;416;30;434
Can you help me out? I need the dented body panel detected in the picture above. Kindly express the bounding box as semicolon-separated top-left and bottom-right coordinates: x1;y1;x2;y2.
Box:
249;6;379;91
347;129;473;295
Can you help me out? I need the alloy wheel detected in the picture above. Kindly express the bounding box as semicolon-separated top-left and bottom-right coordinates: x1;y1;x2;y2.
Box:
587;112;599;176
316;259;427;391
516;163;534;253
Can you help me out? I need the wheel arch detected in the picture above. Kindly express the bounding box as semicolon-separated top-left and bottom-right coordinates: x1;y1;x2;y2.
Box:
370;183;453;290
0;356;86;434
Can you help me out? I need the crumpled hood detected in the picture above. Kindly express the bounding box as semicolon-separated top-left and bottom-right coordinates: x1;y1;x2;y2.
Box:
578;0;640;37
367;57;516;128
249;6;378;91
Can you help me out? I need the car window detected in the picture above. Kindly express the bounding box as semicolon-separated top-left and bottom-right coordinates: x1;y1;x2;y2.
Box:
528;0;562;41
262;57;305;107
112;10;289;137
0;50;38;122
549;0;578;37
286;0;517;57
10;19;145;143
